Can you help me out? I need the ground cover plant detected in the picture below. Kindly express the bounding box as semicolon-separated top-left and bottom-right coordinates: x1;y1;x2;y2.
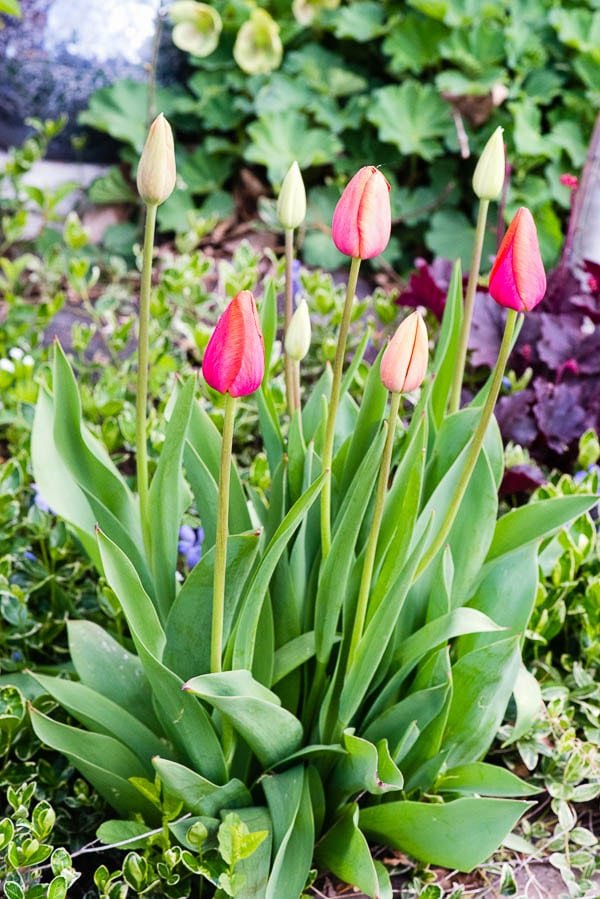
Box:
0;103;595;899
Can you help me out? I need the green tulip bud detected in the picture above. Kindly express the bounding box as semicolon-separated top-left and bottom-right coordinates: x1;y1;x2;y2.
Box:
136;113;176;207
472;126;505;201
277;161;306;230
285;299;311;361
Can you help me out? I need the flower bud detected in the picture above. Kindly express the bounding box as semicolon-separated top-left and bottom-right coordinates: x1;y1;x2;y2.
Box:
233;8;282;75
489;207;546;312
277;161;306;230
202;291;265;397
136;113;176;206
472;126;505;201
285;299;311;361
332;166;391;260
380;311;428;393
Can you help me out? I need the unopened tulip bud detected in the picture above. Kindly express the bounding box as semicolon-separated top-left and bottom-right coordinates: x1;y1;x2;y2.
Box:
203;290;265;397
136;113;176;206
285;299;311;361
473;126;505;201
332;166;391;260
489;207;546;312
380;311;428;393
277;161;306;230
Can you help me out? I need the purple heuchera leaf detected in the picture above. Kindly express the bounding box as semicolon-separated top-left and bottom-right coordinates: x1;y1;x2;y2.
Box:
500;463;546;495
533;379;588;455
495;390;538;447
396;257;454;320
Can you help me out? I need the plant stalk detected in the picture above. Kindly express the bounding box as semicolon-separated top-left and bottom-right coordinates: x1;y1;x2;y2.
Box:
320;255;361;559
346;392;400;671
449;198;490;413
415;308;518;581
136;202;157;559
283;227;296;416
211;392;236;673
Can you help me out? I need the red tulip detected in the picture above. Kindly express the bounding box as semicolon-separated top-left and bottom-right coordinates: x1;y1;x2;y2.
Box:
489;207;546;312
380;311;428;393
203;291;265;396
332;166;391;259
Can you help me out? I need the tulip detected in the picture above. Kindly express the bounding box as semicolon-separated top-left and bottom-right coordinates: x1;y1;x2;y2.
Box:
136;113;176;207
203;291;265;397
380;311;429;394
285;299;311;362
472;126;505;201
332;166;391;259
277;161;306;231
489;207;546;312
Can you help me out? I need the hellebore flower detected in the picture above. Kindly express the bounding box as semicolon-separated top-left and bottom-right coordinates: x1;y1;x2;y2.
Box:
170;1;222;57
472;126;505;201
489;207;546;312
277;160;306;230
202;290;265;397
136;113;176;206
285;299;311;362
178;525;204;568
332;166;391;260
380;311;429;393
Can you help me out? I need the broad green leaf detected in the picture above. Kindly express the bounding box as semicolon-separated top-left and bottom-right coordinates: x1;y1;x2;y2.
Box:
383;13;448;75
246;111;343;185
363;681;449;760
367;81;451;160
442;636;521;768
302;367;332;444
67;621;160;733
329;1;386;40
183;670;303;767
329;733;403;810
503;664;544;745
486;495;599;561
29;708;157;821
256;384;284;476
152;757;251;817
232;473;326;671
263;767;314;899
315;428;386;664
340;350;387;497
259;279;277;377
360;796;533;872
287;409;307;503
230;807;272;899
316;803;392;899
30;673;164;769
182;447;218;549
430;259;463;429
96;820;152;850
271;632;316;685
436;762;539;797
425;407;504;499
148;376;195;620
177;145;233;194
164;533;260;681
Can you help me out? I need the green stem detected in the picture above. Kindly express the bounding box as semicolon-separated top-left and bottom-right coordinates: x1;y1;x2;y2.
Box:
449;198;490;413
283;227;295;417
211;393;236;673
136;202;157;559
346;391;400;671
415;308;518;581
320;255;361;559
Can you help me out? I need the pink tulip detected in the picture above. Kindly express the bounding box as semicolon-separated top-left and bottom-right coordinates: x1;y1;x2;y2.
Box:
489;207;546;312
380;311;428;393
332;166;391;259
203;291;265;396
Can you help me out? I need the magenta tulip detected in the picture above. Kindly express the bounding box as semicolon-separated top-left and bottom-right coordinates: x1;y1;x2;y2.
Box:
489;207;546;312
203;290;265;396
331;166;391;259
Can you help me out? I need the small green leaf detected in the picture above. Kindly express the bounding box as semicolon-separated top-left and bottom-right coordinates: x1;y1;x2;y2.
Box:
246;112;343;185
436;762;540;797
152;756;251;817
367;81;451;160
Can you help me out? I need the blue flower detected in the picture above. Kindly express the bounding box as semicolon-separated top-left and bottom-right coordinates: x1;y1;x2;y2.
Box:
178;525;204;569
32;484;53;514
291;258;302;301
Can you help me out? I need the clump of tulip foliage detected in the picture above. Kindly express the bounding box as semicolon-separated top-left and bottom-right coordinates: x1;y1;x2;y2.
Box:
28;118;597;898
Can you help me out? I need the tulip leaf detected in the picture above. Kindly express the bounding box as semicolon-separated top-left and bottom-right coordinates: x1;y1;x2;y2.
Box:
227;807;273;899
302;367;332;443
363;680;450;760
152;757;252;817
316;804;392;899
504;663;544;745
148;376;195;621
183;670;303;767
257;384;284;475
329;732;404;811
164;533;260;682
430;260;463;429
29;707;157;821
360;797;533;872
271;631;316;685
340;349;388;496
30;673;164;770
436;762;540;797
259;278;277;377
263;767;314;899
367;81;452;160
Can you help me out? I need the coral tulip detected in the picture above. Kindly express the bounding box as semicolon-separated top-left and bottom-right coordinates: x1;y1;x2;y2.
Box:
332;166;391;259
203;291;265;396
489;207;546;312
380;311;428;393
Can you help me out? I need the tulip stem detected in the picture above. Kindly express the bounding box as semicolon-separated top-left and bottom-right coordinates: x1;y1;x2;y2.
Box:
211;393;236;673
283;227;297;417
346;391;400;672
320;255;361;559
415;308;518;581
449;198;490;414
136;202;157;559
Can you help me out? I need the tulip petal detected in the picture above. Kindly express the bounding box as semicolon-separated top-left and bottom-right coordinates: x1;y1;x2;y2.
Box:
489;208;546;312
203;291;265;397
380;311;428;393
332;166;391;260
